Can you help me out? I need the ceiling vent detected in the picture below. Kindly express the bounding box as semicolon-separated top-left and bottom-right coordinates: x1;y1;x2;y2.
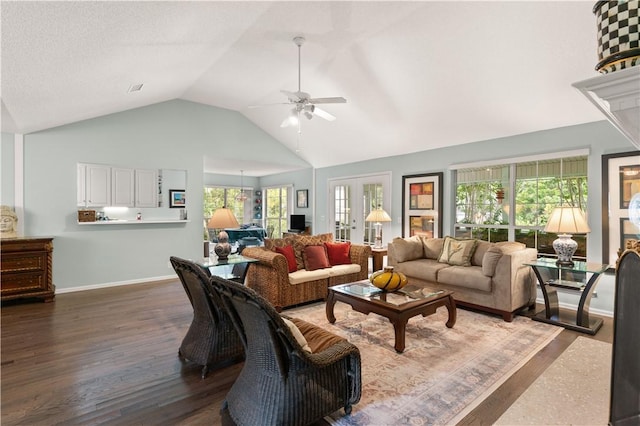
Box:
127;83;144;93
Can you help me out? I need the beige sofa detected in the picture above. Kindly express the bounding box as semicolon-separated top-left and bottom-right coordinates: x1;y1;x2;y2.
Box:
242;233;371;312
387;236;538;321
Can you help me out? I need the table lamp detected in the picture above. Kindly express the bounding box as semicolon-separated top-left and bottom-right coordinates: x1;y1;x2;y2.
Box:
365;208;392;249
207;207;240;261
544;206;590;267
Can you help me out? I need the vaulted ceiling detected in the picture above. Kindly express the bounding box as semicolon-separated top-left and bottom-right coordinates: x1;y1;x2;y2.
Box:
1;1;606;174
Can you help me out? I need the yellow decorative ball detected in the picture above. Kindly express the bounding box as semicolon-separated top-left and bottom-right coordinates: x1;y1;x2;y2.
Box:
369;266;408;292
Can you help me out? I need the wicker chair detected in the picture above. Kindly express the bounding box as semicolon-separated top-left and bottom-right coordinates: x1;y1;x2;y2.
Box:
210;275;362;426
170;256;244;379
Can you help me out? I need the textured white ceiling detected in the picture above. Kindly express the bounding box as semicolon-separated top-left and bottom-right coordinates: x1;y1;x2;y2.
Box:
1;1;606;174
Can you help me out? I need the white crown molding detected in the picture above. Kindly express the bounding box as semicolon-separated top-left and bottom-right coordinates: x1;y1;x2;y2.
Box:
573;67;640;150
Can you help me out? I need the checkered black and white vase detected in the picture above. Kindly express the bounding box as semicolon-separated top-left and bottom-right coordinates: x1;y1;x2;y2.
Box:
594;0;640;73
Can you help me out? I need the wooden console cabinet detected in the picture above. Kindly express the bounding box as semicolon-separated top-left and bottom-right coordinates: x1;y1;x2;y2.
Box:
1;237;55;303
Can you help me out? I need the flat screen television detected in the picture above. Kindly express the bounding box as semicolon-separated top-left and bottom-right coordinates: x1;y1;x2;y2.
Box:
290;214;306;232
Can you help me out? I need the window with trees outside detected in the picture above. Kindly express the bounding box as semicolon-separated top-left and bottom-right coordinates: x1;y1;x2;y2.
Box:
203;186;250;238
454;155;588;259
265;186;290;239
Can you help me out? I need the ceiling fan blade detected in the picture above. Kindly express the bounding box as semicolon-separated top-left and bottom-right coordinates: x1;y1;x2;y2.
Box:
313;107;336;121
309;97;347;104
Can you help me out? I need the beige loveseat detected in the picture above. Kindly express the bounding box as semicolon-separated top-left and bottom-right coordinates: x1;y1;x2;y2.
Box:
388;236;537;321
242;233;371;312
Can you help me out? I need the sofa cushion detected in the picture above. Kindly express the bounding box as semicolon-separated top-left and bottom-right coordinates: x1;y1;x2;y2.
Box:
291;234;334;270
265;237;294;251
275;245;298;273
422;237;444;260
482;246;503;277
438;236;478;266
472;240;493;266
289;317;346;354
392;258;449;282
327;264;361;277
303;245;331;271
288;268;331;285
437;265;492;292
391;236;424;262
324;241;352;266
281;317;312;353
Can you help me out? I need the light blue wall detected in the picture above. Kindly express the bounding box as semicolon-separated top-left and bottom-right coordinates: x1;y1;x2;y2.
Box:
1;132;15;206
18;99;308;290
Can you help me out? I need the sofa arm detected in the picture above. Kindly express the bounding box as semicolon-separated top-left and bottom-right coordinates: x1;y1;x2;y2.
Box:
493;247;538;310
241;247;291;309
349;244;372;280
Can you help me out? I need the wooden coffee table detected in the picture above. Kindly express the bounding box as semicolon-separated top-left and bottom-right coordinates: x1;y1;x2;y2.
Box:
326;280;456;353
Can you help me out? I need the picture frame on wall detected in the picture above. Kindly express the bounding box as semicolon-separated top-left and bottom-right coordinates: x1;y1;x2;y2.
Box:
296;189;308;208
169;189;186;208
602;151;640;268
620;217;640;251
402;172;443;238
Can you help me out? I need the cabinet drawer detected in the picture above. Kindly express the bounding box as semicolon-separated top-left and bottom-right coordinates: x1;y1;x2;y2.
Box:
1;272;46;294
1;254;45;273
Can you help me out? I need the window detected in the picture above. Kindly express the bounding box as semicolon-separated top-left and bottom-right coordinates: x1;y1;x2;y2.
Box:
203;186;251;226
265;186;290;239
454;155;588;259
363;183;384;245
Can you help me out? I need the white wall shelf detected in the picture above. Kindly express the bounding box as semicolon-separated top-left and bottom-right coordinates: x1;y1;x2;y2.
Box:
77;219;190;225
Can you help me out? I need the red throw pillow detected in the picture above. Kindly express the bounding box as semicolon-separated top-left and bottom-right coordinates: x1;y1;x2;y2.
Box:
324;241;352;266
303;245;331;271
275;245;298;273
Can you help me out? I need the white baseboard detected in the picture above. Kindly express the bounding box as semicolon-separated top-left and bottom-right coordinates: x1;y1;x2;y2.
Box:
535;297;613;318
55;275;177;294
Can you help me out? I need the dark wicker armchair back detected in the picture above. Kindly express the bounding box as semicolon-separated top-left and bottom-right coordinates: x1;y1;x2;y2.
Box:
210;275;362;426
210;275;298;369
169;257;243;378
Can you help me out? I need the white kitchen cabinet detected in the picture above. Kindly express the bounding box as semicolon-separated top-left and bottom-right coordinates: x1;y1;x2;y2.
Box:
77;164;86;206
135;169;158;208
85;164;111;207
111;168;135;207
77;164;159;209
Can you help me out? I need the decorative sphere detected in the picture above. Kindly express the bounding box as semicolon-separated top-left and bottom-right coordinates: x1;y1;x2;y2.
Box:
369;266;408;292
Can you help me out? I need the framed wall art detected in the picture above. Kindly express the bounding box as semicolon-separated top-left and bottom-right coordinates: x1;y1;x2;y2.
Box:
402;172;443;238
620;217;640;250
602;151;640;267
296;189;308;208
169;189;186;208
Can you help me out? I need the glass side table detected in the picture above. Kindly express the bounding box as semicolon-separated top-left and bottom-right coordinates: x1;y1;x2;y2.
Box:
197;254;258;283
525;258;609;335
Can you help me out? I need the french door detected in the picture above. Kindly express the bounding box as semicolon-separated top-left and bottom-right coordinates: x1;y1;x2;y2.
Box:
328;173;391;245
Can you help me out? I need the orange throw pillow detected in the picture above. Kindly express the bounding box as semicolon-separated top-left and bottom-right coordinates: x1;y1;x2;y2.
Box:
324;241;352;266
303;245;331;271
275;245;298;273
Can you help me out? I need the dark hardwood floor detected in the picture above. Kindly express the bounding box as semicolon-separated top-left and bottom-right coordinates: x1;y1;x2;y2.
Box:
1;280;613;425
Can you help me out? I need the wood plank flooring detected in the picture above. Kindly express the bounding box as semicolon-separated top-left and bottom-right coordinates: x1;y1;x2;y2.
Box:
1;279;613;425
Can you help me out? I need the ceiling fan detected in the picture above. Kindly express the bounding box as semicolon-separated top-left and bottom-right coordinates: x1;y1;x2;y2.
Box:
250;36;347;129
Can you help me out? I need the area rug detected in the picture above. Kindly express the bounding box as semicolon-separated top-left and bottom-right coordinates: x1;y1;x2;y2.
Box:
495;336;612;425
287;302;562;426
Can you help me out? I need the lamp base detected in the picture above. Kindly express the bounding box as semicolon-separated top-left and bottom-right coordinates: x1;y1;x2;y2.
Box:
215;230;232;261
552;233;578;267
373;222;383;249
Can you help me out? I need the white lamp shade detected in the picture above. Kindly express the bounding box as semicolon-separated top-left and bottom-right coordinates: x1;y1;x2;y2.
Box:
366;208;392;223
207;207;239;229
544;207;590;234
